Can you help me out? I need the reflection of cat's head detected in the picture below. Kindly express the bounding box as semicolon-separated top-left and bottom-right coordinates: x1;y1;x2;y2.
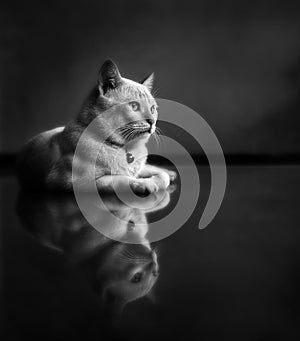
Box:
17;190;171;319
87;242;159;318
79;60;158;144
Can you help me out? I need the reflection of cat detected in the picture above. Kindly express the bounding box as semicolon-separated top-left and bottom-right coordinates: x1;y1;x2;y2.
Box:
17;189;172;318
17;60;176;194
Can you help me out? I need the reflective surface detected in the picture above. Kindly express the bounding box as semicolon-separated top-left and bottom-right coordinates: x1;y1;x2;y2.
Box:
1;166;300;340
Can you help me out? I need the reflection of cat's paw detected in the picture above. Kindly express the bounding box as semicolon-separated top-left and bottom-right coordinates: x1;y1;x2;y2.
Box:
164;169;177;182
131;179;159;197
167;183;177;193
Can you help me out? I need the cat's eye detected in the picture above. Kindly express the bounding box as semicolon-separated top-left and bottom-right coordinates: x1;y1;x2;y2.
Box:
131;272;142;283
150;105;156;115
129;101;140;111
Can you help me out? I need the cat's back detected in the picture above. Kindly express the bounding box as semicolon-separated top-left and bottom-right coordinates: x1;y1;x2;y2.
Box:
17;127;65;189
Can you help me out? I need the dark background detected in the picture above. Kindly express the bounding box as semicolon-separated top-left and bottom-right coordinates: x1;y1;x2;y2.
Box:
1;0;300;156
2;2;300;340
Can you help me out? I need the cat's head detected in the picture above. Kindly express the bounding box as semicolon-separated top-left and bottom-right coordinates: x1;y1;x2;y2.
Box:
85;60;158;145
89;242;159;319
89;207;159;317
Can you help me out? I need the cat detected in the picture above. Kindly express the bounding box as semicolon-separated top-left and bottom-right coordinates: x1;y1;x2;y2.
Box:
17;60;176;194
17;188;173;318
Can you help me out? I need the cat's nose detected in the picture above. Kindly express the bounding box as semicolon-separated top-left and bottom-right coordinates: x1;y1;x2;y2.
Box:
146;118;154;127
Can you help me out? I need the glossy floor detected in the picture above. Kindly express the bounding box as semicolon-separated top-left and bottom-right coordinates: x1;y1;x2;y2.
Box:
1;166;300;340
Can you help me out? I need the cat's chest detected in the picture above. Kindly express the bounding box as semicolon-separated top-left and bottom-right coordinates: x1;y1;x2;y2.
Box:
98;144;147;177
125;143;147;176
122;148;147;177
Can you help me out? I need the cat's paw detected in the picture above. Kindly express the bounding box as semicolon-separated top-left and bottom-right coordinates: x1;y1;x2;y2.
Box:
151;172;170;189
131;179;159;197
164;169;177;182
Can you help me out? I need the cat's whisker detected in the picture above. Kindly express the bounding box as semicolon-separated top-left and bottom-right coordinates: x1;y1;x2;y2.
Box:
120;249;153;264
153;127;163;147
117;125;133;134
130;130;141;142
121;249;136;257
126;130;137;142
117;257;135;264
152;86;160;98
154;127;165;148
120;126;136;142
123;130;133;142
118;253;150;264
155;126;163;135
118;126;131;134
152;244;162;257
152;132;160;148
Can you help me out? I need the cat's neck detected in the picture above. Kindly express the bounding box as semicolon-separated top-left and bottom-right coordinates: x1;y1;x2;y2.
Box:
125;136;149;152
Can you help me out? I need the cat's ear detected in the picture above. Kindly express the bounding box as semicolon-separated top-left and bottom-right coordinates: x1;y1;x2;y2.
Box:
98;59;122;94
140;72;154;92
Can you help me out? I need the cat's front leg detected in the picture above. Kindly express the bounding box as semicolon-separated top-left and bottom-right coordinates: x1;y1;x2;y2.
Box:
96;175;159;196
138;164;177;190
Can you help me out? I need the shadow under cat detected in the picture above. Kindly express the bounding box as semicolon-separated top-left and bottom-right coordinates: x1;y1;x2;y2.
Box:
16;187;175;321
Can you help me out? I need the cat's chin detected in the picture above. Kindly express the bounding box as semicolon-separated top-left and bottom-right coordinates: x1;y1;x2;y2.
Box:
131;131;151;141
139;132;151;141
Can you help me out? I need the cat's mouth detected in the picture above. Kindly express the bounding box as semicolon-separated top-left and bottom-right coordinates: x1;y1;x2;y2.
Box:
130;129;151;140
132;123;151;132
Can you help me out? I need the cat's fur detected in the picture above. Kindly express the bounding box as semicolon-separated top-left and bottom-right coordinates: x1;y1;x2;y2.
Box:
17;189;172;317
17;60;175;194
